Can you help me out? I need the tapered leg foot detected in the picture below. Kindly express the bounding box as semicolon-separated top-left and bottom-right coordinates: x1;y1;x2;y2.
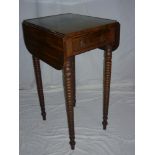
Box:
42;113;46;120
63;57;76;150
103;47;112;130
32;55;46;121
70;140;76;150
102;117;108;130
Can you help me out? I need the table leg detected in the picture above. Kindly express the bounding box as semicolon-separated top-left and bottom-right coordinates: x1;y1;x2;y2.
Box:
63;57;76;150
102;47;112;130
32;56;46;120
71;56;76;107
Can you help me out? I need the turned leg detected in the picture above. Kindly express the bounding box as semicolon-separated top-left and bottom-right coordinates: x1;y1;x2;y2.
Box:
71;56;76;107
63;57;75;150
32;55;46;120
102;47;112;130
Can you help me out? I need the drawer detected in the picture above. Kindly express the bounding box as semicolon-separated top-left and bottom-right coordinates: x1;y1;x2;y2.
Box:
72;29;111;54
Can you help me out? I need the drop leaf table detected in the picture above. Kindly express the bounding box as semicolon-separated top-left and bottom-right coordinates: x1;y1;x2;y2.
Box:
22;13;120;150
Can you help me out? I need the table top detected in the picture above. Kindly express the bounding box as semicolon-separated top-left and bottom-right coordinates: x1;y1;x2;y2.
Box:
24;13;116;35
23;13;120;70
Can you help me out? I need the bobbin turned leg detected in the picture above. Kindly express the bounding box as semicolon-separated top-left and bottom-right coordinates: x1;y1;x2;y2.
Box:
63;57;75;150
32;56;46;120
71;56;76;107
102;47;112;130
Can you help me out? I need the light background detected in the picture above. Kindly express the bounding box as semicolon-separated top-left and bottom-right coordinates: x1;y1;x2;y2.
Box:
19;0;135;155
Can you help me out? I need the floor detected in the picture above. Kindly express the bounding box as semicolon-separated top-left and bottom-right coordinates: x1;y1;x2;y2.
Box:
19;83;134;155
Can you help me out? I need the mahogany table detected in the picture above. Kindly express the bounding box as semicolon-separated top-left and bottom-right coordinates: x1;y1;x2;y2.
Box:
22;13;120;150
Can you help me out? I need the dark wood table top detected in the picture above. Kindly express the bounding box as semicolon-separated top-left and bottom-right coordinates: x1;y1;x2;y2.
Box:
24;13;117;36
23;13;120;70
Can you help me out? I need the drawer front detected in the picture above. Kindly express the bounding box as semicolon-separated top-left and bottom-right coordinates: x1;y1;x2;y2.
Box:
72;29;111;54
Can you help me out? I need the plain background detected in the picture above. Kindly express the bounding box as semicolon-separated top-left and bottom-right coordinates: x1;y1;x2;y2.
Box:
19;0;134;155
